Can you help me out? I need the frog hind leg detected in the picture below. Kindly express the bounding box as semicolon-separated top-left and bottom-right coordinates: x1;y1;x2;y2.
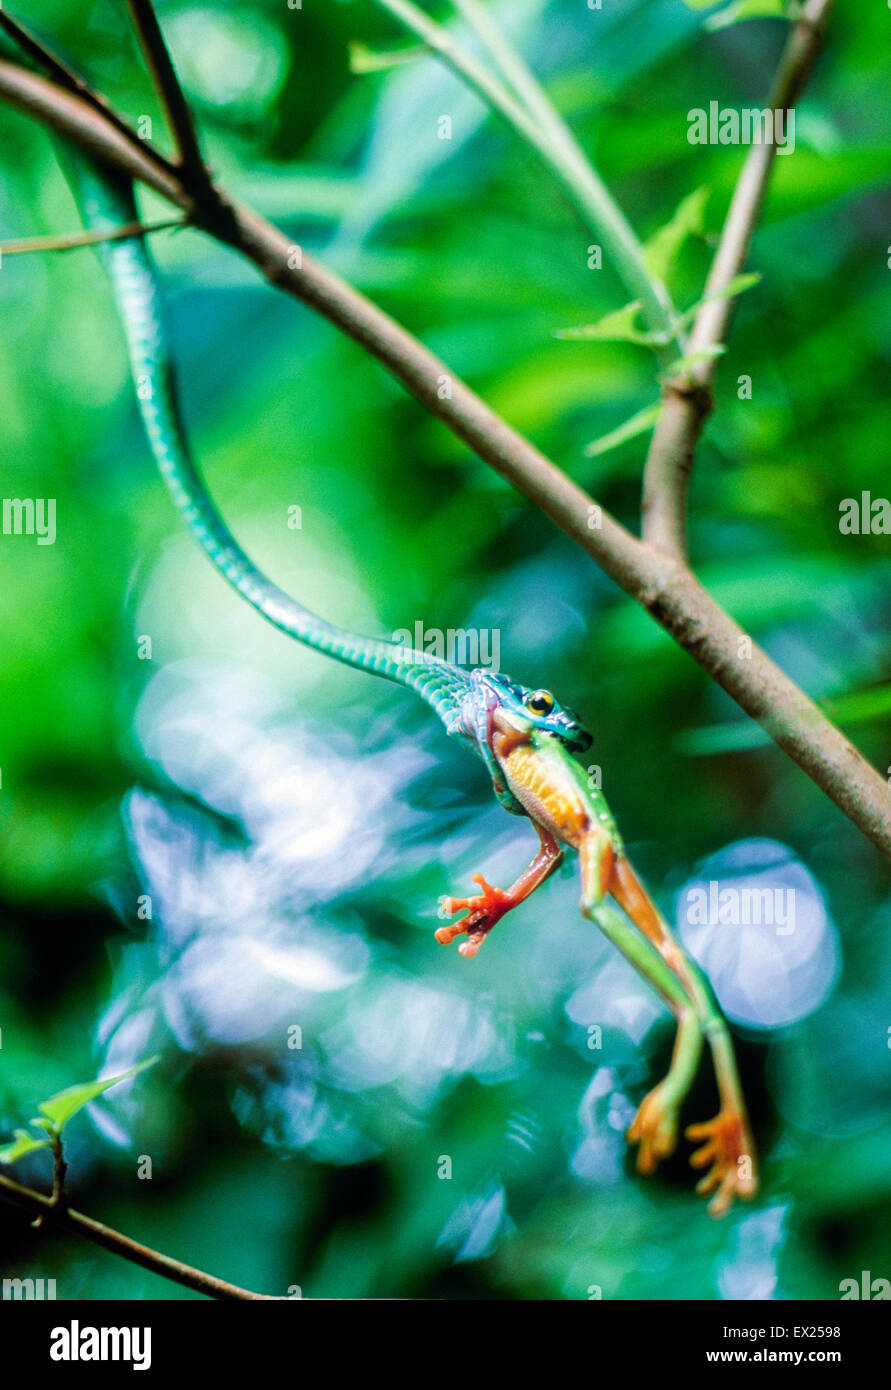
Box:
578;832;703;1176
607;853;759;1215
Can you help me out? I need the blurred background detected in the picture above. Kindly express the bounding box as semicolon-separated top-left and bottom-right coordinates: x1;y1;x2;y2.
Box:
0;0;889;1299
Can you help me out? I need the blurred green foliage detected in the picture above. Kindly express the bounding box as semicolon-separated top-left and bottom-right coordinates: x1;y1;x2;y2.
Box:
0;0;889;1300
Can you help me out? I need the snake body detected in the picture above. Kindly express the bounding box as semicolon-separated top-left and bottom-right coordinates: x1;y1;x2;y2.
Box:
57;151;757;1217
65;156;470;727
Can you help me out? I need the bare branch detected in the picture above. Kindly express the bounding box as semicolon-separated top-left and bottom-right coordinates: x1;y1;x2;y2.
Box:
686;0;835;378
0;1171;283;1299
0;7;177;181
0;58;187;204
641;0;836;557
1;25;890;862
124;0;209;191
0;217;182;257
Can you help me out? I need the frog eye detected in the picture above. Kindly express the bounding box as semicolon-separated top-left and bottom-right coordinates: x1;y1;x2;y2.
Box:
526;689;555;716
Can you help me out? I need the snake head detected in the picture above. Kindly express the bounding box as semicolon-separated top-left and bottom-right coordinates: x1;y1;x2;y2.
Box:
474;670;592;753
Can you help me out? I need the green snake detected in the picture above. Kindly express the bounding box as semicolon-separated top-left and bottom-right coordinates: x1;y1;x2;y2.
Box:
51;145;758;1216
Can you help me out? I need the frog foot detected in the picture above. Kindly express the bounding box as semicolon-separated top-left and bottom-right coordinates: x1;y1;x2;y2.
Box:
686;1109;758;1217
626;1083;680;1176
435;873;513;958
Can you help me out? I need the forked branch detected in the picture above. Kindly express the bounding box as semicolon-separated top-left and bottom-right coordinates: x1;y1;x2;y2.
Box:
0;1171;281;1300
641;0;836;558
124;0;212;193
0;0;886;868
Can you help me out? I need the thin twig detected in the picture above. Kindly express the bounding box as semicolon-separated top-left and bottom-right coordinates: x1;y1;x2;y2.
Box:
0;30;889;861
452;0;554;119
641;0;836;557
0;1171;283;1300
48;1133;67;1211
0;218;183;257
124;0;210;192
0;7;178;182
686;0;835;379
370;0;680;357
453;0;674;337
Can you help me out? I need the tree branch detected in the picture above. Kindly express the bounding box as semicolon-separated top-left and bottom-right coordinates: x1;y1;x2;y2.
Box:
124;0;210;192
1;12;889;862
0;8;178;183
641;0;836;558
0;58;187;204
0;1171;283;1299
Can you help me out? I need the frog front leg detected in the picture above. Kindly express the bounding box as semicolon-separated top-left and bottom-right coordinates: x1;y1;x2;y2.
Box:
436;819;563;958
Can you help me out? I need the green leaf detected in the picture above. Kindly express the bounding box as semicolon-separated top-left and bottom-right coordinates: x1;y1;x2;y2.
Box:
821;685;891;727
584;401;662;458
348;41;427;74
228;166;358;223
661;345;726;377
643;187;710;284
711;269;762;300
675;722;770;756
676;272;762;329
763;146;891;221
37;1056;159;1132
704;0;789;31
0;1129;53;1164
554;301;667;348
676;682;891;758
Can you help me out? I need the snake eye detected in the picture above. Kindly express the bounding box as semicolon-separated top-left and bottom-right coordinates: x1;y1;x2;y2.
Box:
526;689;555;716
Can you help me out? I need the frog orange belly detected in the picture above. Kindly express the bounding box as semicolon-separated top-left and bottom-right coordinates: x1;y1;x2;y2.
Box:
498;739;589;847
